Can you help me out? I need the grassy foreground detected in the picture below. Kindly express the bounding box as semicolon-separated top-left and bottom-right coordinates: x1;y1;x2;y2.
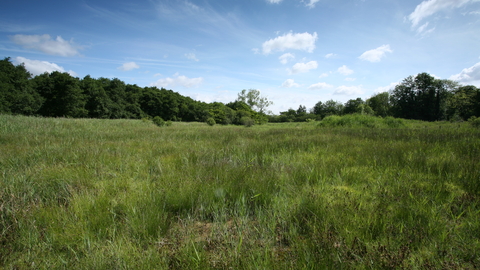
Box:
1;115;479;269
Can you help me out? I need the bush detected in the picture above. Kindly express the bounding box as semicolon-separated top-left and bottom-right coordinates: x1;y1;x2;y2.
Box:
240;116;254;127
165;120;173;127
152;116;166;127
468;116;480;128
206;117;216;126
318;114;405;128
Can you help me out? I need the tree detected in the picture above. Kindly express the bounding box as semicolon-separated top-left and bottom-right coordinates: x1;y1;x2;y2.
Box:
313;99;344;119
343;98;365;114
237;89;273;114
390;73;456;121
447;85;480;120
33;71;87;117
367;92;391;117
0;57;43;115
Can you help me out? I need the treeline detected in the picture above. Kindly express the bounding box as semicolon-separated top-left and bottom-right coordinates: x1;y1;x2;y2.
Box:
0;57;266;125
2;57;480;124
270;72;480;122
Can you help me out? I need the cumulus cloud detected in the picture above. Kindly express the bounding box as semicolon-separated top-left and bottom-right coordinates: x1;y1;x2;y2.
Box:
279;53;295;64
262;32;317;54
334;85;364;95
359;45;392;62
449;62;480;85
151;73;204;88
11;34;81;57
308;82;333;90
289;61;318;74
185;53;199;61
374;82;399;93
337;65;354;76
14;56;77;76
282;79;300;88
118;62;140;71
408;0;477;27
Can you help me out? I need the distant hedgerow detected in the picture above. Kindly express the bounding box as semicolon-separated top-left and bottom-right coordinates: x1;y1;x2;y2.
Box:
318;114;405;128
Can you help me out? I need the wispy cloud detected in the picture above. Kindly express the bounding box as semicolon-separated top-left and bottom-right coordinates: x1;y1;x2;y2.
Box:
408;0;477;27
279;53;295;64
151;73;204;88
282;79;300;88
118;62;140;71
325;53;336;58
185;53;199;62
359;45;392;62
10;34;82;57
334;85;364;95
262;32;317;54
337;65;354;76
266;0;283;3
308;82;333;90
14;56;77;76
289;61;318;74
305;0;320;8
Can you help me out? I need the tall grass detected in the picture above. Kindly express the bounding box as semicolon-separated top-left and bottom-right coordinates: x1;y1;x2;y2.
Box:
1;114;479;269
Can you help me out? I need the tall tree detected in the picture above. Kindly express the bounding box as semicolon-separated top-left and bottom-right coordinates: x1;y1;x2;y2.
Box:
33;71;87;117
366;92;391;117
237;89;273;114
0;57;43;115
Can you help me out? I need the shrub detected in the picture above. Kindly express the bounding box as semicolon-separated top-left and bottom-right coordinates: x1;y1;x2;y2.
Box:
152;116;166;127
165;120;173;127
468;116;480;128
206;117;216;126
383;116;405;128
240;116;254;127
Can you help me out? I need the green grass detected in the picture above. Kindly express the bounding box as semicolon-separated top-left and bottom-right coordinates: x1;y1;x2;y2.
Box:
1;114;479;269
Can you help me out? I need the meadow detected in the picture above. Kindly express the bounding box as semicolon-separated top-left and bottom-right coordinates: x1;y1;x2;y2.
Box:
1;114;479;269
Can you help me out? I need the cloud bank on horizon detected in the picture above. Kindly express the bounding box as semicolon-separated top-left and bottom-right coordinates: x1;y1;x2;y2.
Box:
1;0;479;113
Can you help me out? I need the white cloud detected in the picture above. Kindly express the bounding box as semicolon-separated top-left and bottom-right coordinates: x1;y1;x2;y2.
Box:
334;85;364;95
449;62;480;86
267;0;282;3
14;56;77;76
151;73;204;88
345;77;356;82
359;45;392;62
282;79;300;88
185;53;199;61
325;53;336;58
408;0;477;27
319;72;329;78
374;82;399;93
308;82;333;90
262;32;318;54
11;34;81;57
337;65;354;76
289;61;318;74
305;0;320;8
279;53;295;64
118;62;140;71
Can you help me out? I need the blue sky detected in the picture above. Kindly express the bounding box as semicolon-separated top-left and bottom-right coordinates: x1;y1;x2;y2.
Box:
1;0;480;113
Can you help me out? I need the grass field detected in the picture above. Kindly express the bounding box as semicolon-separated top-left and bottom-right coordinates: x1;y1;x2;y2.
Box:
1;114;479;269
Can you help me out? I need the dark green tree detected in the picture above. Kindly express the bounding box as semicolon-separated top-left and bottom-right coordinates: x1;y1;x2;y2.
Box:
0;57;43;115
447;85;480;120
366;92;391;117
33;71;87;117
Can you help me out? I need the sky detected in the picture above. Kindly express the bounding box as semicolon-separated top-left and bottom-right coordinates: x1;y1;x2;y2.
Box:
1;0;480;114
